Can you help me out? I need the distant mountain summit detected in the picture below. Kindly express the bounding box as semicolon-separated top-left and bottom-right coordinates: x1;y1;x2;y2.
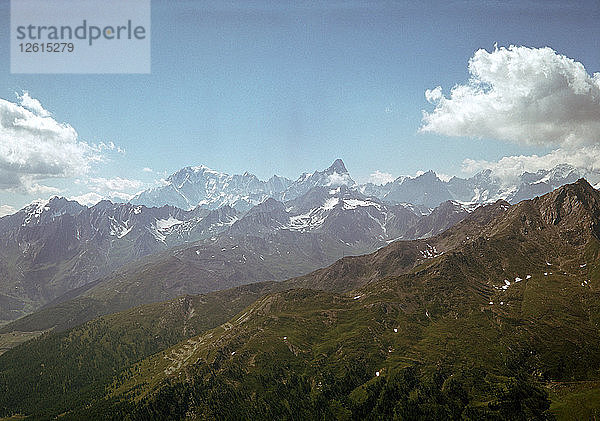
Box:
130;159;600;212
130;165;293;212
131;159;356;211
367;163;600;208
383;170;453;207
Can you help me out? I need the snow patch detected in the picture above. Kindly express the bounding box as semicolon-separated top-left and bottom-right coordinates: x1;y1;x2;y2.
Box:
322;197;340;210
156;216;183;231
420;244;443;259
342;199;381;210
109;216;132;239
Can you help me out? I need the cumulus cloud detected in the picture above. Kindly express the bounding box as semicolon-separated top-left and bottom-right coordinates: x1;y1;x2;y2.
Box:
16;91;50;117
0;205;16;217
421;45;600;147
462;145;600;183
97;141;125;154
0;93;108;193
368;170;395;185
142;167;153;173
436;172;452;182
327;172;354;186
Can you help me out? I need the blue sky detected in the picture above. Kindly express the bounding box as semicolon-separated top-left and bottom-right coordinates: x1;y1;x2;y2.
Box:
0;0;599;211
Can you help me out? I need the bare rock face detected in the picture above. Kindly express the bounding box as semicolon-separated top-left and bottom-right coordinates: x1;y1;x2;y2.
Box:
534;179;600;246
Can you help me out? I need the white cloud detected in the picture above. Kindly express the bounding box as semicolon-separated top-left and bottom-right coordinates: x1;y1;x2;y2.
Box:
97;141;125;155
72;177;145;205
411;170;451;181
108;191;135;201
327;172;354;186
462;145;600;183
70;190;136;207
436;172;452;182
0;93;109;193
142;167;153;173
87;177;144;192
16;91;51;117
69;192;105;206
421;45;600;147
368;170;395;185
0;205;16;217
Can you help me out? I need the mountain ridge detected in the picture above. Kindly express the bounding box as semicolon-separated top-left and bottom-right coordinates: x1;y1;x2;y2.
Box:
128;159;600;212
3;179;597;418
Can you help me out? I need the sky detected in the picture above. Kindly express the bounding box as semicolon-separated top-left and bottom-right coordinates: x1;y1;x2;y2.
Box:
0;0;599;213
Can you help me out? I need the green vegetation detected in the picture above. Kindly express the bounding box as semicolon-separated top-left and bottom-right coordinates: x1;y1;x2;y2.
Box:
0;331;46;355
0;283;277;419
549;382;600;420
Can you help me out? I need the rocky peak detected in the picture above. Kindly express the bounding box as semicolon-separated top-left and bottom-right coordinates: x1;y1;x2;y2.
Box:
247;197;286;215
536;178;600;226
325;159;348;175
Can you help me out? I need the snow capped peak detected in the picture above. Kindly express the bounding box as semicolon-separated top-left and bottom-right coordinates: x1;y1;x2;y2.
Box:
191;164;209;172
413;170;439;181
23;198;51;219
133;165;292;212
18;196;85;227
130;160;600;214
326;159;348;174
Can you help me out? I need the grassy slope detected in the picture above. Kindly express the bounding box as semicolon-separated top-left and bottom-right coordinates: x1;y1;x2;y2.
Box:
83;228;600;418
0;282;279;419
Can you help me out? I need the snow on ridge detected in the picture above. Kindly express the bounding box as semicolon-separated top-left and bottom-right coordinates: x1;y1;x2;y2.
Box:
156;216;184;231
343;199;381;210
453;201;481;213
21;199;51;226
109;216;132;239
323;197;340;210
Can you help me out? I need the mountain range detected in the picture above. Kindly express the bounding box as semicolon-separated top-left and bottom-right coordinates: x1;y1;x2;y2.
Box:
132;159;600;210
1;179;600;418
0;165;474;325
1;159;597;327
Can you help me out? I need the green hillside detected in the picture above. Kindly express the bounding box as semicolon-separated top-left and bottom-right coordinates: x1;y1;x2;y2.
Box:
0;282;279;419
